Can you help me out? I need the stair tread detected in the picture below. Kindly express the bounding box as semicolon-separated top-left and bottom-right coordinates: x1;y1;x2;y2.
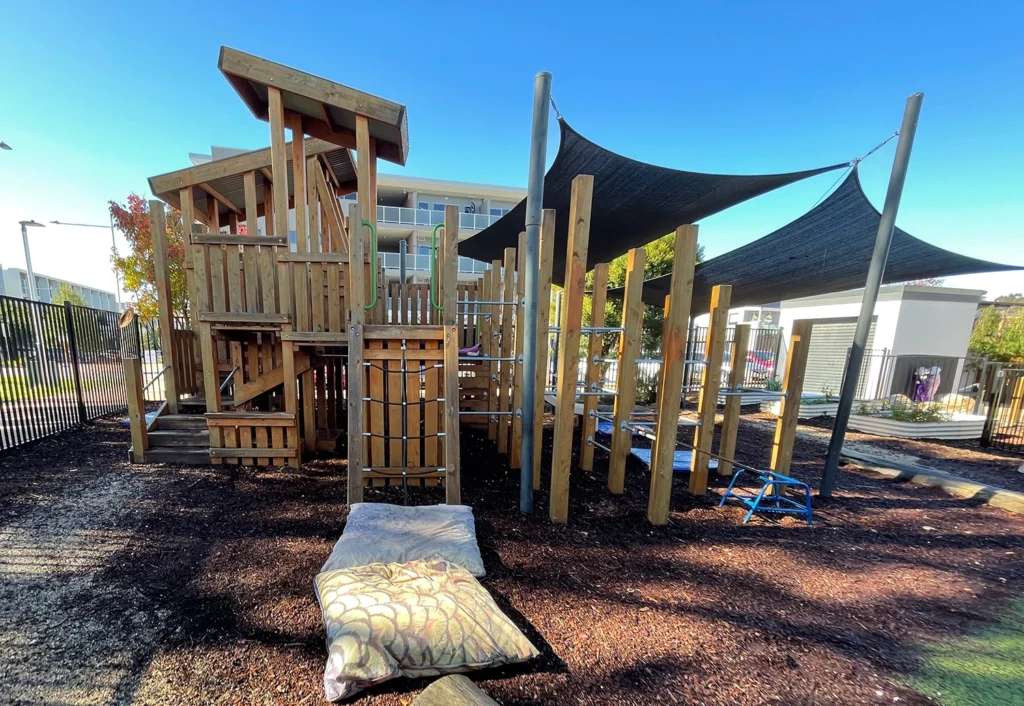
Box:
148;429;210;449
144;448;210;465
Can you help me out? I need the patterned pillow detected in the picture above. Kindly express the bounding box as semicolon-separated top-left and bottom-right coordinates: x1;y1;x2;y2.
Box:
321;503;486;577
315;558;537;701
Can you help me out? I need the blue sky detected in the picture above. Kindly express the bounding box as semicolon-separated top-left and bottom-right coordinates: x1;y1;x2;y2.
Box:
1;0;1021;298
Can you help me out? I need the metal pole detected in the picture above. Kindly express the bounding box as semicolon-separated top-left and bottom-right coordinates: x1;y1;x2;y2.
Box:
109;213;121;309
519;70;552;513
63;301;87;423
20;223;37;301
399;239;407;284
822;92;923;497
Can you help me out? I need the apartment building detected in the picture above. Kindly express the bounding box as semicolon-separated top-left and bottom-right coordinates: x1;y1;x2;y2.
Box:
341;173;525;284
190;147;525;284
0;266;119;312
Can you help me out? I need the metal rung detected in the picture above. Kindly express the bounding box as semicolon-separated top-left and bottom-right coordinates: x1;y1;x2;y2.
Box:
460;356;516;362
581;326;624;333
580;391;617;396
457;300;516;306
586;435;612;453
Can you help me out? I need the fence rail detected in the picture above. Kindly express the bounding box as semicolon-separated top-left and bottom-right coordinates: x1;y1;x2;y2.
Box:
0;295;168;452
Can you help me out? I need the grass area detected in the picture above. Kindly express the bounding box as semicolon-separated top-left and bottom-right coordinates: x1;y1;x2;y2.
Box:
907;598;1024;706
0;369;111;402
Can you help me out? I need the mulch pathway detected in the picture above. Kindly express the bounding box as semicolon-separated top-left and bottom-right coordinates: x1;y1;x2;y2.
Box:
1;418;1023;705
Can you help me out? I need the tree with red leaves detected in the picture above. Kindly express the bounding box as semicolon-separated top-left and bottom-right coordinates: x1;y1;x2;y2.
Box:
109;195;188;321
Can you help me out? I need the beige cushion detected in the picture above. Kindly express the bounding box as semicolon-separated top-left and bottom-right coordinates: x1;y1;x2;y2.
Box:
315;558;537;700
321;503;486;577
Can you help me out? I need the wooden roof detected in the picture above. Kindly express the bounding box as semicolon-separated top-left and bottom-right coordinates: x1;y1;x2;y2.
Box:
218;46;409;166
148;139;356;223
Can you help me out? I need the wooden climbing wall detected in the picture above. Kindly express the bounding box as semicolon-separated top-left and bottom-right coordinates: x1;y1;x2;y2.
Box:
362;330;448;487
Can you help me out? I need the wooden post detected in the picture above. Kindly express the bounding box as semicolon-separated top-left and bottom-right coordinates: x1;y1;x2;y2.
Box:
511;232;527;469
290;115;308;252
356;115;376;232
267;87;290;243
149;200;179;414
179;187;203;390
486;258;502;441
242;171;259;314
124;358;148;463
497;247;516;454
689;284;732;496
532;209;556;491
608;247;647;494
771;320;812;476
443;205;462;504
549;175;593;524
347;204;366;504
647;227;698;524
1007;373;1024;425
718;323;750;476
580;263;609;471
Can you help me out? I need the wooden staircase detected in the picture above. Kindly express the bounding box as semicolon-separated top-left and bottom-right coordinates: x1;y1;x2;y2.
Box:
145;415;210;465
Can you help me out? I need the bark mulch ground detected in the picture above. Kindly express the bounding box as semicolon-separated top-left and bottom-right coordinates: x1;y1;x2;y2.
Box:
1;417;1023;705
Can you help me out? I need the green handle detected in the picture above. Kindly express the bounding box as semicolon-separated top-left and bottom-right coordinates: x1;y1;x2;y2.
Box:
363;220;378;310
430;223;444;312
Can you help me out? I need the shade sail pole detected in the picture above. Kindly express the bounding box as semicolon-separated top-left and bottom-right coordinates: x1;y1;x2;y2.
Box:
520;71;552;513
821;92;924;497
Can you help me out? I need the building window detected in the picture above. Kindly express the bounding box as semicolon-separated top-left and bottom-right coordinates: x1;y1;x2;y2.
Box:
489;208;511;217
343;192;357;201
432;203;446;211
417;201;429;210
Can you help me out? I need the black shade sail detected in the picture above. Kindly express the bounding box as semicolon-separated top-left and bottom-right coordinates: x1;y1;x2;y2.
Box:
458;119;846;281
629;168;1022;312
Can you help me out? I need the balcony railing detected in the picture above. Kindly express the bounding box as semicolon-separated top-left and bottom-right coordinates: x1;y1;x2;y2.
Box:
378;252;487;275
376;205;504;231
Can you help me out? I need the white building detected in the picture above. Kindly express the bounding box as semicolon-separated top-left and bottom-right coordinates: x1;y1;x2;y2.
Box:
0;266;118;312
746;285;985;400
341;173;524;284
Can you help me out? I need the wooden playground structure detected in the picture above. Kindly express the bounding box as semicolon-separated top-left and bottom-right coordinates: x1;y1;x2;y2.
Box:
128;47;814;526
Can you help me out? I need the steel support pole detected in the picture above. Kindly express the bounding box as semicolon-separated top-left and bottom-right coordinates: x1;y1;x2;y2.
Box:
519;71;552;513
20;223;37;302
399;239;407;284
821;92;923;497
109;214;121;309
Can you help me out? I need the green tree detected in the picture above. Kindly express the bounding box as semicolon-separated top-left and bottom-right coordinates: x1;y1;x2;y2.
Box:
53;282;86;307
969;306;1024;362
996;293;1024;303
580;232;705;357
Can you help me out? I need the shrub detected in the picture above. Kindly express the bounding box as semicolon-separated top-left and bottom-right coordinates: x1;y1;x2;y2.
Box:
881;402;952;423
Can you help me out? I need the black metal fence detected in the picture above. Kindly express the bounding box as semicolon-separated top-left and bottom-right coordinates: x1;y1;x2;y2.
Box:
560;325;784;406
844;350;989;417
982;364;1024;454
0;295;165;452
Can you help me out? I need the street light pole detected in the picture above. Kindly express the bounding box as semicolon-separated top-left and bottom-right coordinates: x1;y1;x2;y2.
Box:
18;220;45;300
49;219;122;308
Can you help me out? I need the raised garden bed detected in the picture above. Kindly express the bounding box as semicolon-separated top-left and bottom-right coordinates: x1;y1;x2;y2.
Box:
847;412;987;440
763;396;839;419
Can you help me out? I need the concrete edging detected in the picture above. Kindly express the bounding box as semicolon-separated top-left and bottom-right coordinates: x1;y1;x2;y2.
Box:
840;448;1024;516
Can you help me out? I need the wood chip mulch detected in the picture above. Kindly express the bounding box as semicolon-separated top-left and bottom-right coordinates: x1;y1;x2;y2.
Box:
1;417;1023;705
